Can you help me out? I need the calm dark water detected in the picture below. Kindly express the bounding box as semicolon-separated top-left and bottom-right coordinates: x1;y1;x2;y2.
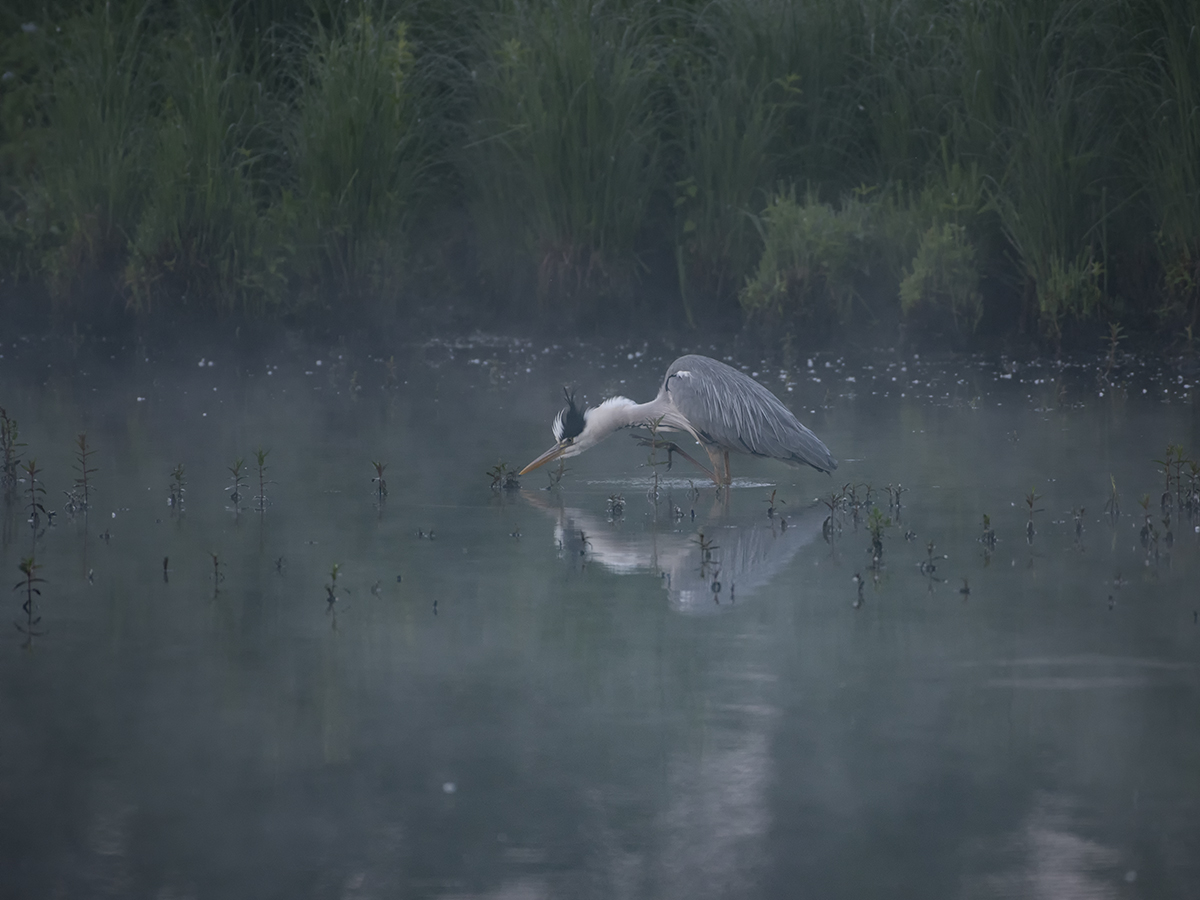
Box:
1;333;1197;899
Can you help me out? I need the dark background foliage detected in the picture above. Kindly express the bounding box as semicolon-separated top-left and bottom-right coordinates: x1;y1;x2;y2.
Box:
0;0;1197;349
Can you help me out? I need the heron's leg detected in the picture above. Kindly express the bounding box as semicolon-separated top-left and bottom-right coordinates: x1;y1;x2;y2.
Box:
723;450;732;486
633;436;719;484
704;446;726;488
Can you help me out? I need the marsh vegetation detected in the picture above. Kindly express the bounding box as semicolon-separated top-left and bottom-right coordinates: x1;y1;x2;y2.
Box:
0;0;1197;346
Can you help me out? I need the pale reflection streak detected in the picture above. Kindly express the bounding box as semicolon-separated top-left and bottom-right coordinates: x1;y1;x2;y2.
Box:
655;703;776;899
971;793;1123;900
523;492;824;613
964;655;1196;691
506;493;809;897
83;780;136;897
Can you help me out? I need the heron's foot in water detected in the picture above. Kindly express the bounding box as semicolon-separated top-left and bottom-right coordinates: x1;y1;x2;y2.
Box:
631;435;716;483
633;435;682;468
634;436;673;456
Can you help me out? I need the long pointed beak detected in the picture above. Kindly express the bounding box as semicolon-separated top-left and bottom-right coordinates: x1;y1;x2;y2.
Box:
520;442;568;475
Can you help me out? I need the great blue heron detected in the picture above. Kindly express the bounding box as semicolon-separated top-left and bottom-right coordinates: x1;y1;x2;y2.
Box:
520;354;837;485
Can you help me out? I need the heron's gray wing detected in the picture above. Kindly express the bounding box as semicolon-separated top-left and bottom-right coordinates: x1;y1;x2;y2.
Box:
663;355;837;472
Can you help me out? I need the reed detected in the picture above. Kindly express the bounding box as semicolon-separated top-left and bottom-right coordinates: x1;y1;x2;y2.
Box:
210;551;223;594
1126;0;1200;332
124;12;282;313
664;0;805;325
962;0;1122;338
21;458;45;552
226;457;246;516
461;0;661;320
285;3;437;301
325;562;341;613
372;460;388;503
0;0;1195;344
168;463;186;514
253;448;272;512
14;556;45;647
71;432;97;513
1024;488;1044;543
0;408;23;502
23;2;155;300
866;506;891;569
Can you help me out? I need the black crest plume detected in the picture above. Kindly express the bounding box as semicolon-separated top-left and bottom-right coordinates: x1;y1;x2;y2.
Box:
552;388;586;442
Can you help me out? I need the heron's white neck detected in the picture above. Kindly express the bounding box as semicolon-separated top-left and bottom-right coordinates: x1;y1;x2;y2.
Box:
583;395;682;440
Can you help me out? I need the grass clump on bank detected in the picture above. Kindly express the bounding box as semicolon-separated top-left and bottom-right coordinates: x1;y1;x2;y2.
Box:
0;0;1198;348
1133;0;1200;337
664;1;803;329
462;1;660;322
125;13;280;312
12;3;154;301
739;189;884;337
287;7;434;302
2;0;444;318
900;222;983;337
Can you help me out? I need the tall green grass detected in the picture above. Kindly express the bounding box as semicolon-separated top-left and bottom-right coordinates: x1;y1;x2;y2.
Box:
665;1;797;327
968;1;1119;339
461;0;661;321
842;0;1126;339
0;0;1195;343
125;15;280;312
20;3;155;301
1131;0;1200;333
286;5;436;303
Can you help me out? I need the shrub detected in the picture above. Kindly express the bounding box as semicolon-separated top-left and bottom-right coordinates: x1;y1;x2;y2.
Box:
1036;250;1106;340
739;188;881;335
900;222;982;336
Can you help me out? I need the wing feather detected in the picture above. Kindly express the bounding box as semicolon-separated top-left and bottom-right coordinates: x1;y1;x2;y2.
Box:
662;356;837;472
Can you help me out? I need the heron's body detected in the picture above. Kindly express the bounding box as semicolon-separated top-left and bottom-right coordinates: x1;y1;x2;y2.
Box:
521;355;836;485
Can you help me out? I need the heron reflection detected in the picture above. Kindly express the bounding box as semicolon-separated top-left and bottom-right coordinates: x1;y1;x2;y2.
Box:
523;491;823;613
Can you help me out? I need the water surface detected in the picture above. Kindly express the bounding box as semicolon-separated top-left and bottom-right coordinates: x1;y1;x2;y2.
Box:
1;334;1197;899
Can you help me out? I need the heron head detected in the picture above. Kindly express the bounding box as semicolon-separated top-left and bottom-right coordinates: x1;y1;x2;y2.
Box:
520;388;594;474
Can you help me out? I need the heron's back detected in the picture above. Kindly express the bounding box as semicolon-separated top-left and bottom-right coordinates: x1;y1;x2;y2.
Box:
662;355;837;472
